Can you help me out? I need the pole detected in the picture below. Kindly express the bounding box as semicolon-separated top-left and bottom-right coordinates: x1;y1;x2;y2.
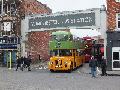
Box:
9;51;12;69
6;50;8;68
1;0;3;15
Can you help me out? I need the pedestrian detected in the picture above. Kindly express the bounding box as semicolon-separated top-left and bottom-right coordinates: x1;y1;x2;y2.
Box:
23;56;32;71
16;57;24;71
101;56;107;76
97;53;102;67
89;56;98;78
27;56;32;71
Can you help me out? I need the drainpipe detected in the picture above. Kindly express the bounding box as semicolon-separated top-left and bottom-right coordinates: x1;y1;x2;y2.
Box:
1;0;3;15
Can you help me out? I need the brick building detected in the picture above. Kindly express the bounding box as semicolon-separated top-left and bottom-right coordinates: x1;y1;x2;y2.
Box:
0;0;51;36
21;0;52;15
0;0;23;64
20;0;52;62
27;31;51;62
0;0;52;64
107;0;120;70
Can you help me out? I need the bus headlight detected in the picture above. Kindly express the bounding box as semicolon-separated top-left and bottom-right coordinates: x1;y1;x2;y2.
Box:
49;62;53;65
64;62;68;64
50;62;53;64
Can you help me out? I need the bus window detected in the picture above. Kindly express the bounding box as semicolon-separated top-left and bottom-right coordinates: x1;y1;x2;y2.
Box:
59;49;72;56
79;50;84;56
69;35;73;41
50;50;59;56
50;49;72;56
51;35;68;41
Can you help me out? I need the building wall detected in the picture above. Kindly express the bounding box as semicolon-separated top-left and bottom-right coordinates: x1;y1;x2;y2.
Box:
0;0;22;36
107;0;120;30
21;0;52;61
27;31;51;61
22;0;52;15
0;0;52;62
107;31;120;70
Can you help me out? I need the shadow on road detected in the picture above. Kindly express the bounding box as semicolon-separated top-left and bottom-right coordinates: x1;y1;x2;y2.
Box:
107;74;120;76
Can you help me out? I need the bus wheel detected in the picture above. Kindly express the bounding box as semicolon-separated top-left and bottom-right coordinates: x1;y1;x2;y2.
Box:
70;62;73;70
81;59;84;67
50;69;54;72
74;62;76;68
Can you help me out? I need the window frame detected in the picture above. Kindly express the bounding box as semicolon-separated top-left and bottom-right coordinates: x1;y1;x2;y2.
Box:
115;0;120;2
116;13;120;29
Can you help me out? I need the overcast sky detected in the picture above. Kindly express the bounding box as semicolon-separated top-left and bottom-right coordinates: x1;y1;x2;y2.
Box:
37;0;106;37
38;0;106;13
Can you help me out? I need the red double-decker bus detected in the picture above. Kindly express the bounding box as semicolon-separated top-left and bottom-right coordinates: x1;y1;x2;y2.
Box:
83;36;93;62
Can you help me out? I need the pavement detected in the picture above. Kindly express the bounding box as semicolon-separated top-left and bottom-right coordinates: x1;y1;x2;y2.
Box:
0;63;120;90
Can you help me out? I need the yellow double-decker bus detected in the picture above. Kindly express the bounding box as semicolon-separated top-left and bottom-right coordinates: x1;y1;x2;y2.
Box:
48;31;85;72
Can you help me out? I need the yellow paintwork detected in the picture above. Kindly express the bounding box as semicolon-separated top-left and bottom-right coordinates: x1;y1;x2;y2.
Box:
48;55;85;72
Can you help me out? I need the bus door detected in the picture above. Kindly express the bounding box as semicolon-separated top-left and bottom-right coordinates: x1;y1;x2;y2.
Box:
72;49;77;67
76;50;80;66
72;50;75;66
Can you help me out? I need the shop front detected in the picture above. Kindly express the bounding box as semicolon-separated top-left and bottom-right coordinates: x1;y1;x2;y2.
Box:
0;36;20;67
107;31;120;70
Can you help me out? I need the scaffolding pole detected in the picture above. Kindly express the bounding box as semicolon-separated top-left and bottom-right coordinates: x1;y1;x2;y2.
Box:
1;0;3;15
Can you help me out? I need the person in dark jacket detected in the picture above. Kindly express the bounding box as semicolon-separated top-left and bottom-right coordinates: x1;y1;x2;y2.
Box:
16;57;24;71
101;56;107;76
16;56;32;71
89;56;98;78
23;56;32;71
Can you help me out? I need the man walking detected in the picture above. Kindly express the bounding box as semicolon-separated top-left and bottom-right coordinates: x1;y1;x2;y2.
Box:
23;56;32;71
89;56;98;78
16;57;24;71
101;56;107;76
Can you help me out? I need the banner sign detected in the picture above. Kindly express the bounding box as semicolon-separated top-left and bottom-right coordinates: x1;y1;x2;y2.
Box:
0;44;17;49
29;12;95;29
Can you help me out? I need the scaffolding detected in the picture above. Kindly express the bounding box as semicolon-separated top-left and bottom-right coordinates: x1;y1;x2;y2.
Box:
0;0;22;69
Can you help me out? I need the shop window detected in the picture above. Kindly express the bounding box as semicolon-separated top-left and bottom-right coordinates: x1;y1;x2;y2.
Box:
10;3;16;15
113;52;119;60
113;61;120;68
